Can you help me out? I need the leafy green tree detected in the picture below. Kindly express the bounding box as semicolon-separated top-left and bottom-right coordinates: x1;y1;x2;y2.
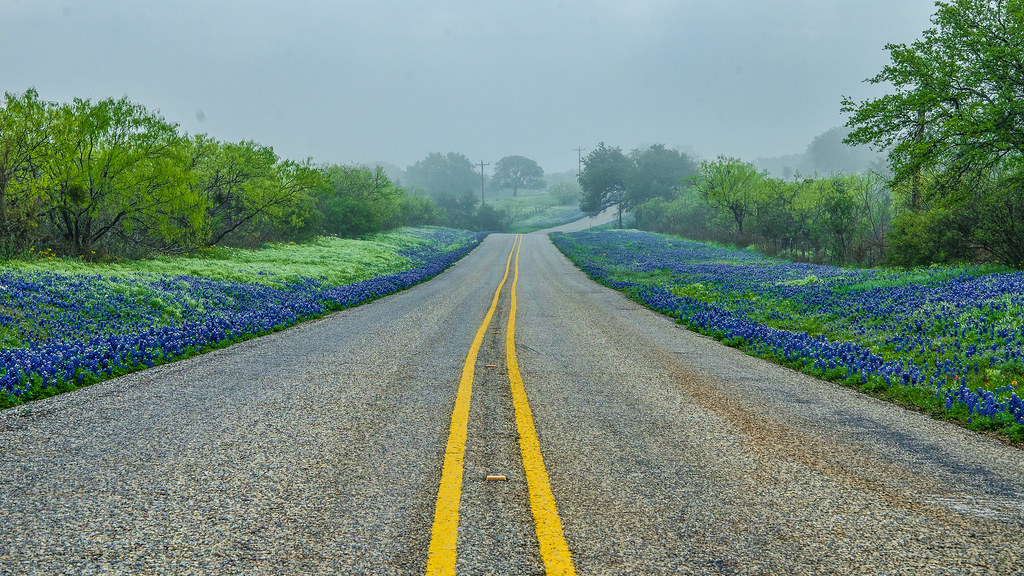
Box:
396;192;441;226
578;142;632;227
258;159;328;243
885;208;975;266
0;89;51;256
405;152;478;198
188;136;275;245
628;144;698;205
491;155;545;197
843;0;1024;185
320;165;403;237
37;96;199;256
814;178;860;263
187;137;327;247
692;156;763;239
633;188;719;241
843;0;1024;266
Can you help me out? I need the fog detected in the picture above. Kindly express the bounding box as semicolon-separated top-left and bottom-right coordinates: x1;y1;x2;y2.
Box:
0;0;936;171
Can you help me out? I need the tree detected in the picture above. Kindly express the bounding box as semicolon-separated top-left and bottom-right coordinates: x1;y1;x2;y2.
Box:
188;136;276;246
404;152;477;198
0;89;51;256
842;0;1024;266
843;0;1024;184
628;144;698;205
186;137;326;247
578;143;632;228
692;156;763;239
805;127;881;175
491;155;545;197
320;165;403;237
38;96;200;256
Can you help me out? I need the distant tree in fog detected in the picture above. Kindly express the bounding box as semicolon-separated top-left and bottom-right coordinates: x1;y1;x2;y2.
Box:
404;152;477;198
491;155;545;197
628;144;698;204
805;127;880;175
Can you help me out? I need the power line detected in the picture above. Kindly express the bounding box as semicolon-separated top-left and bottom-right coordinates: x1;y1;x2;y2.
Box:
574;147;586;176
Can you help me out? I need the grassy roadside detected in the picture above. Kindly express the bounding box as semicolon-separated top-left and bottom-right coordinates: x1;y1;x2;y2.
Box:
0;227;485;408
487;193;585;233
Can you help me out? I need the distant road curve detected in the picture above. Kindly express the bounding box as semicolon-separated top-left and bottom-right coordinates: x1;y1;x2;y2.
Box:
1;211;1021;574
543;206;619;233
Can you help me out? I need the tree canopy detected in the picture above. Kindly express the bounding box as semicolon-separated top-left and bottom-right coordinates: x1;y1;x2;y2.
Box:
404;152;477;198
842;0;1024;187
578;143;697;228
491;155;545;197
578;143;631;227
843;0;1024;267
629;144;698;204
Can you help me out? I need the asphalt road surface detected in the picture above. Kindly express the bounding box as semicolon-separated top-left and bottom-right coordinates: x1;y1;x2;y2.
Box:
1;212;1022;575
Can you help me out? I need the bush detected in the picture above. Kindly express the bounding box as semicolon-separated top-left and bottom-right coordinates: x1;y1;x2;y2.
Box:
886;209;974;267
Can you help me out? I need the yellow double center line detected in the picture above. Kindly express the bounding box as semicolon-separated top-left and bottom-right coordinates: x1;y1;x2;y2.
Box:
426;235;575;575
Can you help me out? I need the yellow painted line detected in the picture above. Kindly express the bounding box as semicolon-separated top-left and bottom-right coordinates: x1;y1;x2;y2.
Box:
426;236;518;575
506;235;577;575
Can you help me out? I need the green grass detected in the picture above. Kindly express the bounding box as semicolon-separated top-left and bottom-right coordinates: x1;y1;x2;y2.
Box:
509;204;586;233
9;229;453;287
486;192;585;233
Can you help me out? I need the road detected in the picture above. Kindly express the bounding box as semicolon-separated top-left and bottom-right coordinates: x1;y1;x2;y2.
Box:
1;211;1022;575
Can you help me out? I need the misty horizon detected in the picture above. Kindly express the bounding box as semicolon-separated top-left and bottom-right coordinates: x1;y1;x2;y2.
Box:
1;0;937;173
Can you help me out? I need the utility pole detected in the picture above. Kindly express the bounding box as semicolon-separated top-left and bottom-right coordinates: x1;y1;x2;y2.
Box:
477;160;489;205
574;147;586;176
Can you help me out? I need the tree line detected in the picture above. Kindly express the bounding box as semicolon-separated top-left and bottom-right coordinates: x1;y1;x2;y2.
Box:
0;90;560;259
578;143;893;266
582;0;1024;269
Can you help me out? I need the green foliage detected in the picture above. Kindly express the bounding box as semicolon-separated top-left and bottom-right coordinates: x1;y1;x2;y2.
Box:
885;209;974;266
320;165;403;238
635;163;892;266
491;155;545;198
692;156;763;238
843;0;1024;268
578;142;630;218
34;96;199;256
628;144;698;205
633;189;718;240
0;90;444;260
843;0;1024;186
404;152;478;198
0;89;51;258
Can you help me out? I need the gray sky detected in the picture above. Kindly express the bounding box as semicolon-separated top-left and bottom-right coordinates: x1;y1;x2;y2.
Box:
0;0;937;173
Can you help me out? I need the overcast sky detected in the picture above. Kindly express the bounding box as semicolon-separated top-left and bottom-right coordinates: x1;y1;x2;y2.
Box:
0;0;938;173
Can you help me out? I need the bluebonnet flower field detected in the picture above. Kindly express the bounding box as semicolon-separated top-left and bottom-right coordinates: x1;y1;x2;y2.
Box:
552;229;1024;442
0;227;485;408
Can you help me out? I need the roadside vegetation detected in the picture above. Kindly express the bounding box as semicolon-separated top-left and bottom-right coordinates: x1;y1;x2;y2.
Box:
0;91;578;263
0;87;583;409
0;227;484;408
578;1;1024;272
553;229;1024;443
